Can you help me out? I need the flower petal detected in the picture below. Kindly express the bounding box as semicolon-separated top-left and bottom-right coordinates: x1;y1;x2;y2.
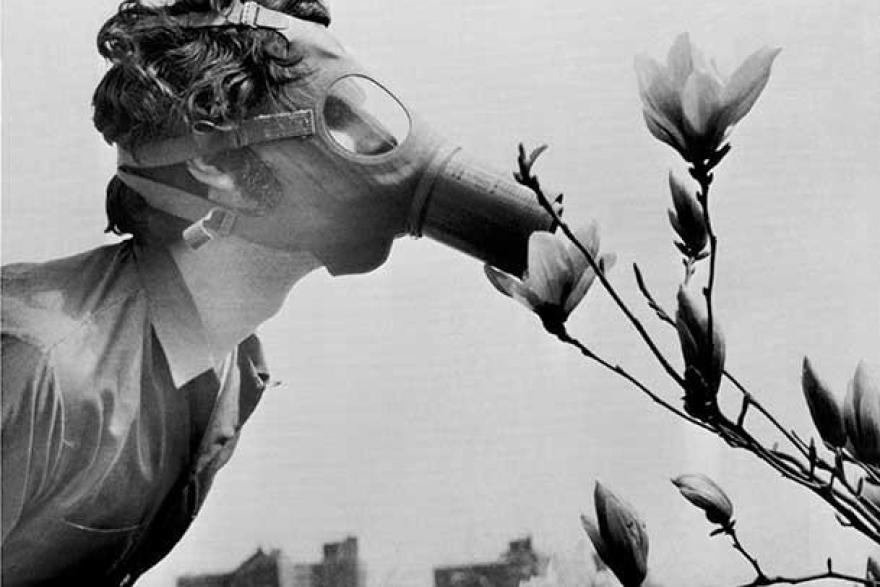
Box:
718;46;782;129
508;281;545;313
676;286;725;396
484;264;517;298
563;251;615;316
688;41;720;82
850;362;880;464
635;54;684;124
666;32;695;90
564;269;597;315
524;231;570;306
564;222;600;273
642;110;688;157
802;357;846;448
581;515;610;564
681;70;723;137
668;208;684;236
599;252;617;274
484;265;543;312
634;54;664;106
668;172;708;252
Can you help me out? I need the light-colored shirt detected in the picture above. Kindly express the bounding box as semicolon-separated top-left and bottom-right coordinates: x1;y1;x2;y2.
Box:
2;240;270;585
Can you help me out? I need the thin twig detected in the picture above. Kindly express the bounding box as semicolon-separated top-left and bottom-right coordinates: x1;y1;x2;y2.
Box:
515;149;687;391
516;147;880;545
633;263;676;327
630;253;880;533
632;268;826;466
552;328;713;432
723;523;877;585
723;371;811;461
736;568;875;586
724;526;767;581
715;418;880;543
723;512;877;586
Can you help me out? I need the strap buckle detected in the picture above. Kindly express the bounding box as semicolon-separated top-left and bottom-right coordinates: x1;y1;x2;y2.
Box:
225;1;262;27
182;208;238;249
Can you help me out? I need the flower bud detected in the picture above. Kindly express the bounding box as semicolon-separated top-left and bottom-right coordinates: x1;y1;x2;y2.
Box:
580;515;610;567
667;172;708;258
844;362;880;465
676;286;725;418
671;473;733;527
582;482;649;587
867;556;880;584
801;357;846;449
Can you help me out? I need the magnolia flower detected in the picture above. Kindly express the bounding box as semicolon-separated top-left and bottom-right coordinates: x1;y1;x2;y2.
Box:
484;222;616;332
635;33;781;167
844;362;880;465
581;482;649;587
676;286;725;418
672;473;734;528
667;171;708;258
801;357;846;449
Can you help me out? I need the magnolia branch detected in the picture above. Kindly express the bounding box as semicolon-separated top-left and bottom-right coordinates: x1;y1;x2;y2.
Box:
514;145;686;391
551;328;712;431
513;145;880;585
725;528;875;587
713;418;880;543
691;163;719;390
547;163;880;543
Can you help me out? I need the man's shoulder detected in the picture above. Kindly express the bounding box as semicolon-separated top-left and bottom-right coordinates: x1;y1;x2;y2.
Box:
2;241;145;351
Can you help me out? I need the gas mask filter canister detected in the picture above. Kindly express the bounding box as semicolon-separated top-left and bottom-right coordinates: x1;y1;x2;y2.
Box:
116;0;555;276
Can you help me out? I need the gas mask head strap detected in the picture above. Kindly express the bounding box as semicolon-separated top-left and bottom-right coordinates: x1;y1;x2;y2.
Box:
180;0;299;43
118;0;318;169
114;0;324;249
118;112;315;168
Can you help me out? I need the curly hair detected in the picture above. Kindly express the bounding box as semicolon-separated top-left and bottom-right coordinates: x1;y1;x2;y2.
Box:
93;0;330;241
94;0;329;148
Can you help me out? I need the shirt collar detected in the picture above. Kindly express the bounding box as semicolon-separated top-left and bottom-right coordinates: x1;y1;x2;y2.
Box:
133;240;217;389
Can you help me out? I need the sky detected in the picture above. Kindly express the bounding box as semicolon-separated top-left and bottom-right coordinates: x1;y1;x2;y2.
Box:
3;1;880;586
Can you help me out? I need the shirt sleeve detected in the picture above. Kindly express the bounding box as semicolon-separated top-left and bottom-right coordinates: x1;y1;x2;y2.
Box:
1;334;64;543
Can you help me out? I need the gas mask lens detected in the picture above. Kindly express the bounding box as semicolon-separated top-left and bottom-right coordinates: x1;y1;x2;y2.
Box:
323;75;411;156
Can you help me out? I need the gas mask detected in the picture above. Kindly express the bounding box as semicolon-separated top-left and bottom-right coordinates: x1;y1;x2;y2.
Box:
116;0;555;276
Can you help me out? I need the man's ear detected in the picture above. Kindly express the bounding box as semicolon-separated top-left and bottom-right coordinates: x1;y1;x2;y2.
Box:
186;157;246;208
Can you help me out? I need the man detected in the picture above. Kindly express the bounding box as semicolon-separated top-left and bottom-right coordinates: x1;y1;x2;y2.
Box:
2;1;336;584
2;0;553;583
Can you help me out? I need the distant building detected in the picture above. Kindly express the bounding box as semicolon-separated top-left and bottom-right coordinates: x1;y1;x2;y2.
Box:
177;548;295;587
434;538;548;587
176;537;365;587
293;536;366;587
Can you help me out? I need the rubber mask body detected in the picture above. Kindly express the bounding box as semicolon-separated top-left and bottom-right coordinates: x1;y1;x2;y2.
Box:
117;3;553;275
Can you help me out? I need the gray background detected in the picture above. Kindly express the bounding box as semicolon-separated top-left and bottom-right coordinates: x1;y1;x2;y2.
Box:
3;0;880;585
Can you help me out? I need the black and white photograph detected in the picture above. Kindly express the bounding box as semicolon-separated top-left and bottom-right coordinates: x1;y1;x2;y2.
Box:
2;1;879;585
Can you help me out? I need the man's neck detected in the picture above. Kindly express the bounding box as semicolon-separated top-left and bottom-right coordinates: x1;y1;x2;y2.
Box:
168;236;321;367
